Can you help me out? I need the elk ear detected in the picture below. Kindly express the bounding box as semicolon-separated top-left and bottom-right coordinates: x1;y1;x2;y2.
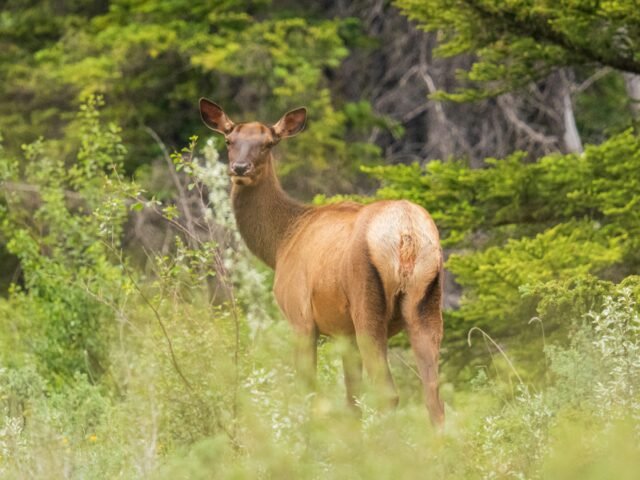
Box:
199;98;235;134
272;107;307;139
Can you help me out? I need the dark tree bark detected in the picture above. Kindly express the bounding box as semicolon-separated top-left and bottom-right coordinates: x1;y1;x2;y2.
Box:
324;0;576;168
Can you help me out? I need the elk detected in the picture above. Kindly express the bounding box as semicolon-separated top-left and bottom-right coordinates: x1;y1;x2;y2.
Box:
199;98;445;427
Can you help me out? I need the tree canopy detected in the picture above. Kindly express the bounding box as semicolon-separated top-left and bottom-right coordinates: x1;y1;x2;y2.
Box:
396;0;640;100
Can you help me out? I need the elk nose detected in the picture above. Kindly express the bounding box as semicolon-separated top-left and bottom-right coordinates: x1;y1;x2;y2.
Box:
232;163;250;176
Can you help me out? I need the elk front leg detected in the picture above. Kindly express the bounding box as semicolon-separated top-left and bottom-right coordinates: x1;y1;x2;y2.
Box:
293;324;318;391
341;336;363;409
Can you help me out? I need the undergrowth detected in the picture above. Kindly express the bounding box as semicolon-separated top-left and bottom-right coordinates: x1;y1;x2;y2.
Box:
1;285;638;479
0;99;638;479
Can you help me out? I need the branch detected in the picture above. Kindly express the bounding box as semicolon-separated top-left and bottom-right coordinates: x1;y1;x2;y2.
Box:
573;67;613;94
497;94;558;149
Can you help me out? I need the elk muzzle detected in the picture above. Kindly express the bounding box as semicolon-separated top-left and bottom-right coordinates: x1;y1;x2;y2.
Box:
231;163;251;176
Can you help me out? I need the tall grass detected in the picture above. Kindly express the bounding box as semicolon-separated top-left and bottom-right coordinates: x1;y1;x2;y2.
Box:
1;287;638;479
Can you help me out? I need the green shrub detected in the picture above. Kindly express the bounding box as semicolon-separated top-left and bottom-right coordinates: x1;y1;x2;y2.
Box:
0;96;129;383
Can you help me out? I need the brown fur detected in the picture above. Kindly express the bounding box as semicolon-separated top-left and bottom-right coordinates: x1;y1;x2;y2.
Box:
200;98;445;427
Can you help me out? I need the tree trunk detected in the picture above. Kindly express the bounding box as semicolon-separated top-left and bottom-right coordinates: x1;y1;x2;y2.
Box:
561;70;583;153
623;73;640;119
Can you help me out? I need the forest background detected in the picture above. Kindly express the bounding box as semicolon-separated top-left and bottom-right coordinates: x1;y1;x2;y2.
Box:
1;1;639;478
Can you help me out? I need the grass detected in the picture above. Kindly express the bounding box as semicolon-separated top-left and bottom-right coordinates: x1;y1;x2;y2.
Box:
1;288;639;479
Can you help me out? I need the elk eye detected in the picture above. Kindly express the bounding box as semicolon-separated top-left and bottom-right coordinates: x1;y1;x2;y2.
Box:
225;138;231;146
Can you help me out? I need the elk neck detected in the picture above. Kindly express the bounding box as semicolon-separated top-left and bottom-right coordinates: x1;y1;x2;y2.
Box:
231;155;311;268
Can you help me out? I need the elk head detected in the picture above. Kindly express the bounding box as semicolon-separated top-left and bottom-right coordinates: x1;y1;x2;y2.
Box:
199;98;307;186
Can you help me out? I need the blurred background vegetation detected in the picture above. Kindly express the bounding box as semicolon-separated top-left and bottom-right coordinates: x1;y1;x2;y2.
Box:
1;0;639;478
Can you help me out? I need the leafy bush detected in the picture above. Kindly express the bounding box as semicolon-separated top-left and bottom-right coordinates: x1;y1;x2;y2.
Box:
0;96;129;384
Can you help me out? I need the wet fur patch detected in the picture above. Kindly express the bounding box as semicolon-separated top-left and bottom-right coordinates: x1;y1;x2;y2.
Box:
398;232;417;281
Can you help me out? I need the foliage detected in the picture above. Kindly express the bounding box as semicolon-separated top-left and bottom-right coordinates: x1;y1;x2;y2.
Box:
395;0;640;100
575;71;636;142
0;96;130;384
547;287;640;419
0;0;393;197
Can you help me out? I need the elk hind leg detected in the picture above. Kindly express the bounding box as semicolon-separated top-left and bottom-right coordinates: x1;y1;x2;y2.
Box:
403;271;445;428
348;249;398;410
351;294;398;409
